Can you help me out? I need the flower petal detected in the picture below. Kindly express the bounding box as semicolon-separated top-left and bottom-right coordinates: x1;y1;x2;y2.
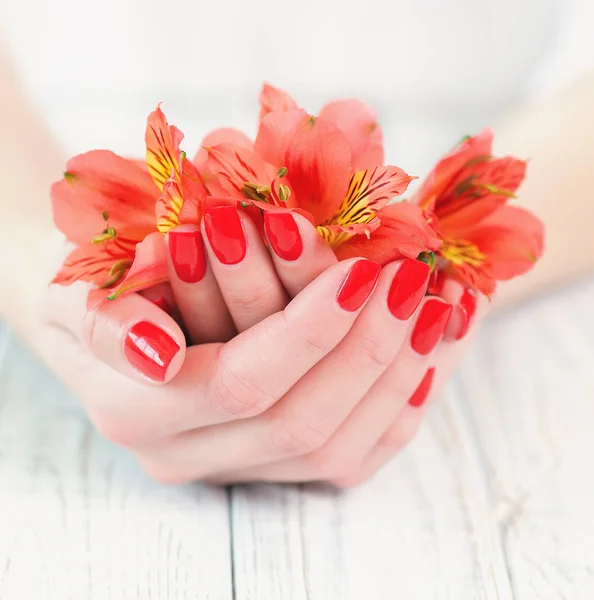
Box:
52;234;138;287
259;83;299;123
203;143;276;199
412;128;494;211
104;232;169;301
335;202;442;264
145;104;185;190
318;99;384;170
52;151;158;245
467;205;544;281
282;117;353;224
328;166;415;228
255;109;310;166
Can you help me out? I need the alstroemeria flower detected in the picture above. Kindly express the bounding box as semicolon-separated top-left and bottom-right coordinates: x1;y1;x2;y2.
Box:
196;83;441;264
52;106;207;300
412;129;544;296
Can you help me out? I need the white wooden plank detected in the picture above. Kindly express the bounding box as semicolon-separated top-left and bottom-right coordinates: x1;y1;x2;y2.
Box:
0;327;233;600
231;279;594;600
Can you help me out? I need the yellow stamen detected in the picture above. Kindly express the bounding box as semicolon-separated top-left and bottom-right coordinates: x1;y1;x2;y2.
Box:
277;167;288;178
242;182;271;202
478;183;516;198
278;184;291;203
92;226;116;245
99;259;132;289
441;239;486;267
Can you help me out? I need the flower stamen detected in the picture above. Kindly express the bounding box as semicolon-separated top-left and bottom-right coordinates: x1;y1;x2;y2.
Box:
441;238;486;267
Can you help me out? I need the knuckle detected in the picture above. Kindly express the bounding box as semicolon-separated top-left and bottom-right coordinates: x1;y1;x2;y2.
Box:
271;415;329;456
356;334;395;371
226;282;279;313
212;354;277;419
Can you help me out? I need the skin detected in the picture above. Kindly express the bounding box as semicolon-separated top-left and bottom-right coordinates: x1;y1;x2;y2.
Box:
2;45;594;485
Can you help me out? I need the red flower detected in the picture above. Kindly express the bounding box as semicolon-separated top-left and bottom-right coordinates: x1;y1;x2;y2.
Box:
196;83;441;264
413;129;544;296
52;106;208;300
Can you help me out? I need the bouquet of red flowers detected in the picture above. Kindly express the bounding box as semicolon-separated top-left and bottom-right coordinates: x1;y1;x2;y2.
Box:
51;83;544;306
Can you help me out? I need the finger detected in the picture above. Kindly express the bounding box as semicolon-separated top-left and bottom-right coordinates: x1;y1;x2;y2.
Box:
49;258;378;453
166;225;236;344
138;259;438;481
263;211;339;297
202;205;289;332
83;292;186;384
440;277;478;342
140;281;179;318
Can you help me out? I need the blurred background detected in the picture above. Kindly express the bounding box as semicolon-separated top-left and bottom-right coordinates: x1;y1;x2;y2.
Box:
1;0;593;180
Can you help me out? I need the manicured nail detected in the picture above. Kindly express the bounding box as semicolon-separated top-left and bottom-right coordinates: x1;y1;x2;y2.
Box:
427;270;446;296
454;288;477;341
151;297;171;313
168;229;207;283
204;206;247;265
264;212;303;261
387;259;431;320
124;321;180;382
408;368;435;407
337;260;381;312
411;299;453;355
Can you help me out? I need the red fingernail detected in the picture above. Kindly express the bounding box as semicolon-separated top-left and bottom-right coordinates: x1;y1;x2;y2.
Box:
124;321;180;382
408;368;435;407
168;229;207;283
337;260;381;312
454;288;477;341
151;297;171;313
264;212;303;261
411;299;453;355
428;270;446;296
204;206;247;265
387;259;431;320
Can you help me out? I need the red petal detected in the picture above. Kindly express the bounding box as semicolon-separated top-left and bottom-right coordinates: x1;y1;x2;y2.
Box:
145;105;185;190
52;151;158;245
204;143;276;199
52;233;138;287
412;129;493;211
335;202;442;264
282;117;353;224
103;233;169;301
318;99;384;170
468;206;544;281
259;83;299;123
254;109;310;166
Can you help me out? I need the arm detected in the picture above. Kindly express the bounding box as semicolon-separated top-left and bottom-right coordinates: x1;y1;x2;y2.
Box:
0;45;65;347
493;72;594;309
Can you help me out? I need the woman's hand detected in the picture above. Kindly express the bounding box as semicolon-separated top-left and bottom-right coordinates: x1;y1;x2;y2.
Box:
39;207;482;485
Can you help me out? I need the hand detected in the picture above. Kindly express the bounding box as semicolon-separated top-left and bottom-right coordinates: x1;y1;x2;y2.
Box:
40;206;483;485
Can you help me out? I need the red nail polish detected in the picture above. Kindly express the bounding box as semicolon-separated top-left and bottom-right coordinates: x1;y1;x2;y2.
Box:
168;229;207;283
428;270;446;296
124;321;180;382
204;206;247;265
151;297;171;313
387;259;431;320
411;299;453;355
408;367;435;407
337;260;381;312
454;288;477;341
264;212;303;261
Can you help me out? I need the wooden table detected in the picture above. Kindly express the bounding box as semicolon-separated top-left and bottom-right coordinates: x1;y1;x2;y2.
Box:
1;280;593;600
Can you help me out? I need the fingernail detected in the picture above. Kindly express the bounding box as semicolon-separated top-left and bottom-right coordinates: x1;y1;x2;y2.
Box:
387;259;430;320
168;229;207;283
453;288;477;341
124;321;180;382
408;367;435;407
264;212;303;261
151;297;171;313
204;206;247;265
427;269;446;296
411;299;453;355
337;260;381;312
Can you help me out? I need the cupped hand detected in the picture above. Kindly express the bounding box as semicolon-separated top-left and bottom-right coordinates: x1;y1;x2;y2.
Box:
41;207;484;485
